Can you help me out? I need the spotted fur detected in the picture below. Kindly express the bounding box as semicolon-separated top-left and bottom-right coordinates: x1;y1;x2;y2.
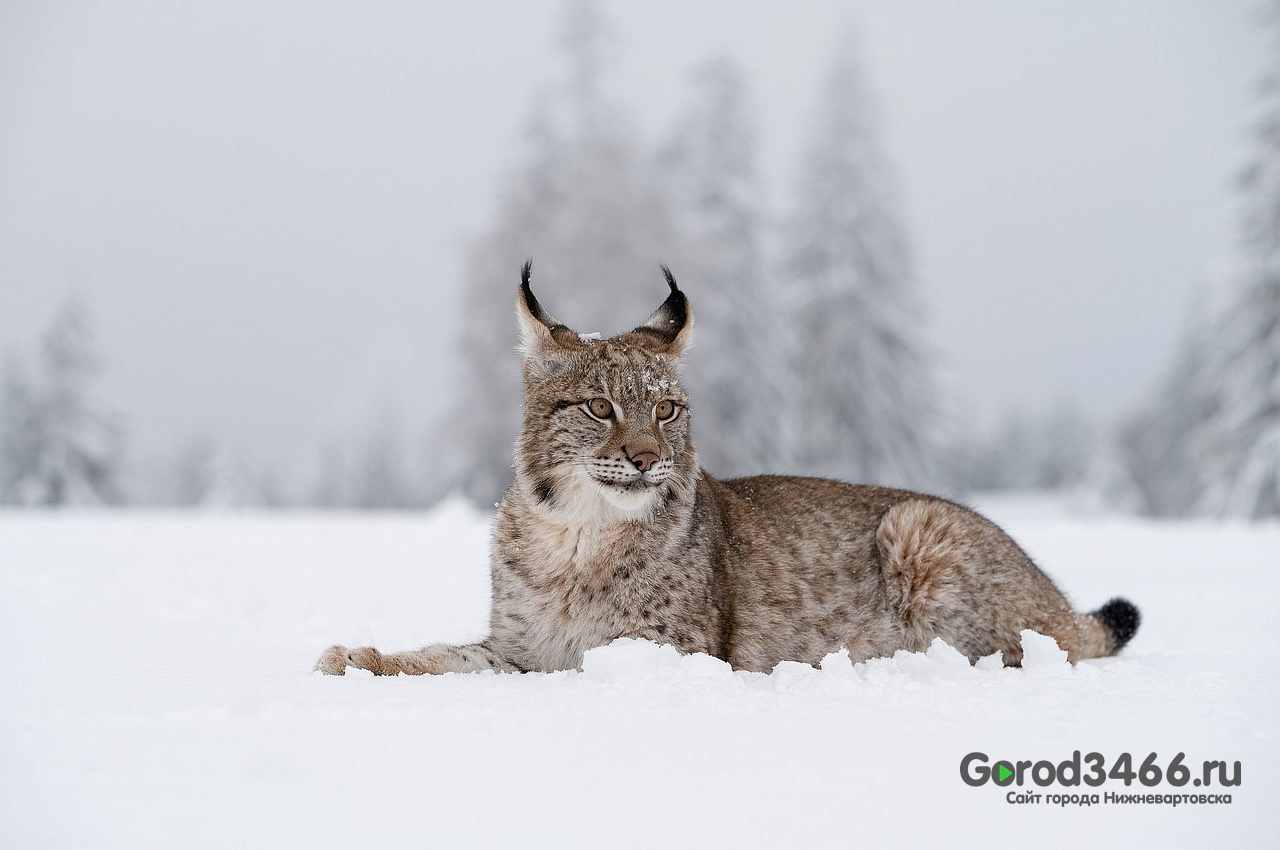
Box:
316;265;1140;675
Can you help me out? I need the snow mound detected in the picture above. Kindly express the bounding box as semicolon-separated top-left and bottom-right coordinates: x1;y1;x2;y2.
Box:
1019;628;1071;674
581;637;735;682
580;633;1077;689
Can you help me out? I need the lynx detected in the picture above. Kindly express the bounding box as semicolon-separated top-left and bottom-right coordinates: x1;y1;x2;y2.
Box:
316;263;1139;676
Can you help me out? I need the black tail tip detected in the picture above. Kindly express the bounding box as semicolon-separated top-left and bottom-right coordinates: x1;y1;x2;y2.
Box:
1094;597;1140;652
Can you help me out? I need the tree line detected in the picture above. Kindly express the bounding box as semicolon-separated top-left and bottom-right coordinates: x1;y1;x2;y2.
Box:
2;0;1276;518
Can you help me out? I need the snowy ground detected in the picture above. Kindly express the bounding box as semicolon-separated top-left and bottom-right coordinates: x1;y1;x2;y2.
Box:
1;496;1277;848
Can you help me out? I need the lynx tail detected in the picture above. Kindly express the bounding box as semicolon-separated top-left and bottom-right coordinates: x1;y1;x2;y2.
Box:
1092;597;1141;654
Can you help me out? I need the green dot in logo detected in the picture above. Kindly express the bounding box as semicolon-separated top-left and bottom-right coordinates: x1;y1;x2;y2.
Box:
994;761;1015;786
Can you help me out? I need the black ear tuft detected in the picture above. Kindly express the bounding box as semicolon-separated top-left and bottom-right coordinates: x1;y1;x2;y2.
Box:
635;265;690;351
516;260;582;356
519;259;559;329
660;263;679;295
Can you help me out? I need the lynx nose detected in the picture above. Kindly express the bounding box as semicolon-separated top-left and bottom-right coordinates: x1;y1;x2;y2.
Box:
628;451;660;473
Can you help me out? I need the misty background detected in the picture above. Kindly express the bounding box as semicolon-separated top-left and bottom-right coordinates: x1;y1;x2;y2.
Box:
1;0;1276;517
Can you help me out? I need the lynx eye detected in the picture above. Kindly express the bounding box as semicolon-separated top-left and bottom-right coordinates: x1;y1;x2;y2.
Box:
655;400;677;422
586;398;614;420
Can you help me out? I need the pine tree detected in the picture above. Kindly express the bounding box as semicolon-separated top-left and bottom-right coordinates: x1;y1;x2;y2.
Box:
1128;3;1280;519
1192;287;1280;518
348;407;414;509
1036;399;1095;491
1122;298;1215;516
777;32;941;490
314;393;418;509
0;296;123;506
657;55;780;478
0;358;42;502
448;0;680;506
1071;430;1143;516
959;401;1101;495
173;437;263;509
961;412;1043;493
1189;1;1280;518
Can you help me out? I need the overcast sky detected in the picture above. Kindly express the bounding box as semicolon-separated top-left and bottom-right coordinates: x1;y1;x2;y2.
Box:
0;1;1268;492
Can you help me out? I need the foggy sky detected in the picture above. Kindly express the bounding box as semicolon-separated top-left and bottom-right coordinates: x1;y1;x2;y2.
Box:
0;1;1267;493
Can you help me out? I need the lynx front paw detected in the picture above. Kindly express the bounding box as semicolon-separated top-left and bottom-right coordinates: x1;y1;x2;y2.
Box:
314;645;385;675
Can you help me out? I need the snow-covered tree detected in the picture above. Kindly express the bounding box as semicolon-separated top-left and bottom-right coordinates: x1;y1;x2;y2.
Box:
657;56;781;478
776;32;942;490
1121;299;1214;516
1034;399;1096;491
0;358;42;501
1191;296;1280;519
958;401;1106;496
0;296;123;506
448;0;681;506
1071;431;1143;516
1127;4;1280;519
314;394;419;509
1188;3;1280;518
172;437;263;509
959;412;1044;493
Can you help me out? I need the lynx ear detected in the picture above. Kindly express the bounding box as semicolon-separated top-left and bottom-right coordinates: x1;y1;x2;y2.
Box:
516;260;584;359
634;265;693;357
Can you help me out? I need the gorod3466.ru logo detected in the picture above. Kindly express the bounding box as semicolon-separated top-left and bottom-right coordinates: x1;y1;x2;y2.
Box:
961;751;1240;788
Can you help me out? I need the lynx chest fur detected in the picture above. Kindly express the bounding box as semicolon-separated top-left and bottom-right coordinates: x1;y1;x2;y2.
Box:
315;263;1139;678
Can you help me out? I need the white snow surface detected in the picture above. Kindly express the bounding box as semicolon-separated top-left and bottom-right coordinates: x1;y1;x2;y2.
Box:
1;496;1277;848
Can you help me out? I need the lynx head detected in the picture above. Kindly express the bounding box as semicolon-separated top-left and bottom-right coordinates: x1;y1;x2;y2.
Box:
513;261;697;524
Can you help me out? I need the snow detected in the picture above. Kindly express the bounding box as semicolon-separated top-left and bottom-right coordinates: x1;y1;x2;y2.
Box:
1;497;1277;848
1019;629;1071;673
